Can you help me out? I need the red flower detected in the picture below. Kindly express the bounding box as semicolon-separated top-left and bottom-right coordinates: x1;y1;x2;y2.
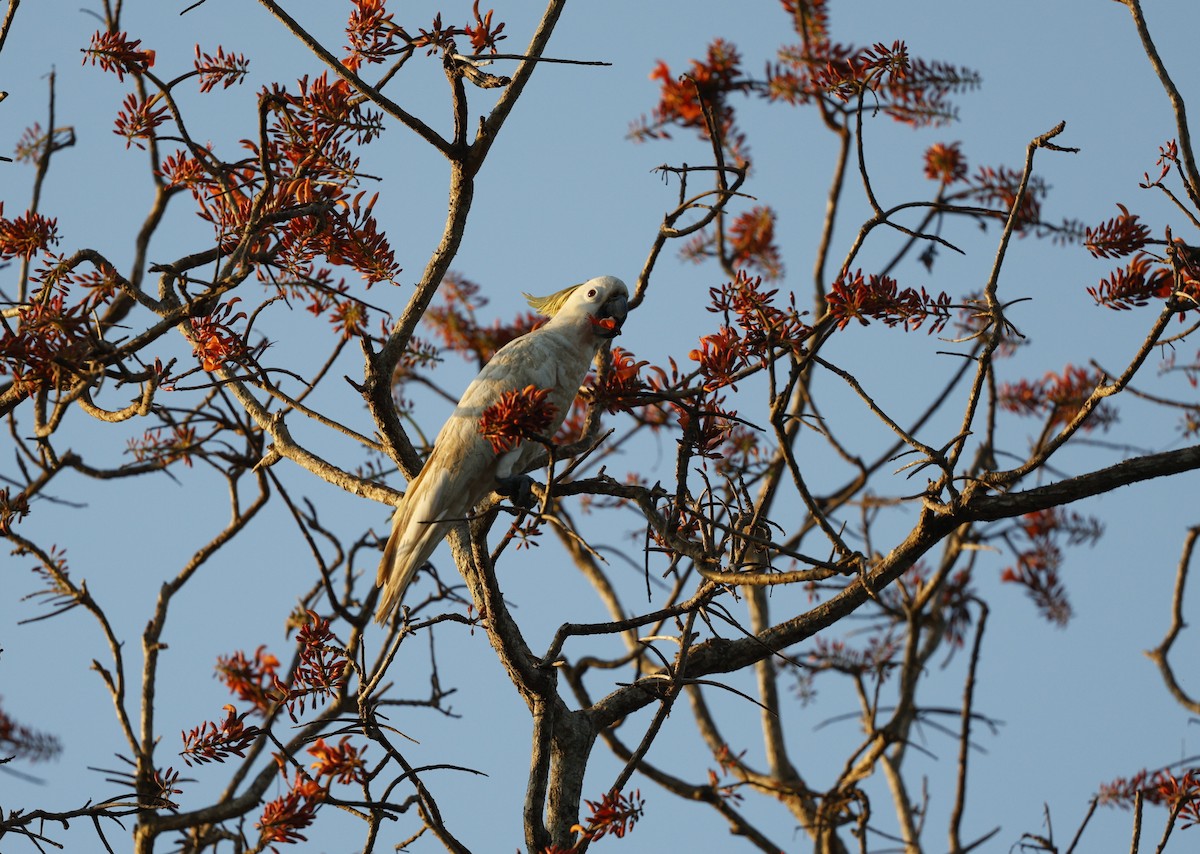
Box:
194;44;250;93
709;270;809;353
113;92;170;150
727;206;784;279
826;270;951;332
587;347;650;414
0;206;59;260
0;488;31;535
279;612;350;722
967;164;1044;229
257;771;325;845
464;1;506;54
180;704;262;766
998;364;1115;431
345;0;405;68
308;736;367;785
689;327;746;391
478;385;558;454
571;789;645;842
189;298;248;372
83;30;155;80
923;141;967;184
216;645;282;715
158;149;211;188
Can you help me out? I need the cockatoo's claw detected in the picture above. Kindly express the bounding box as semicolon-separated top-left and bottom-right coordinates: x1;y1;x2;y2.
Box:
496;474;537;508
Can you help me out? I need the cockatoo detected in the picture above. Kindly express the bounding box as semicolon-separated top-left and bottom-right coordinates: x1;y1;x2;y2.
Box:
375;275;630;621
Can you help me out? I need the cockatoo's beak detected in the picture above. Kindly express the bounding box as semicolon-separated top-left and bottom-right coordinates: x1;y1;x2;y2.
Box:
593;294;628;339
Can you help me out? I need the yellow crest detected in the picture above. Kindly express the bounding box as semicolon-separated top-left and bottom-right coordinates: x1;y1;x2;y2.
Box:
523;283;581;318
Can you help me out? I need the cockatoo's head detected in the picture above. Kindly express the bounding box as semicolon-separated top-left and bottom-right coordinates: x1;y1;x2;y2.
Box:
525;276;629;340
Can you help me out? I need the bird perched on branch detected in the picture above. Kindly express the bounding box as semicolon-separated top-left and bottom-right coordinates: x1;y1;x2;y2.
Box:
375;275;630;621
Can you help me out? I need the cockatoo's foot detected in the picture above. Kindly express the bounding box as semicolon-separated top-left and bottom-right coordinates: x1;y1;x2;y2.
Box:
496;474;538;509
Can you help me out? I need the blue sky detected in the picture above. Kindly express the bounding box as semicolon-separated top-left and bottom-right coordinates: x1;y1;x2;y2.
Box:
3;1;1200;851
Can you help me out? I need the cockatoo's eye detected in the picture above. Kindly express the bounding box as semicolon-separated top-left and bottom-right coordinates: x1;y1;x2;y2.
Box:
586;288;598;298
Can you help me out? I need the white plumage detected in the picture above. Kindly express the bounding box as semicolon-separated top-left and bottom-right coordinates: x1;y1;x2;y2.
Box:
375;275;629;621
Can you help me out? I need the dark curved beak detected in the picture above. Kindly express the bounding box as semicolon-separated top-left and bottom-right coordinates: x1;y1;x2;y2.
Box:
597;294;628;338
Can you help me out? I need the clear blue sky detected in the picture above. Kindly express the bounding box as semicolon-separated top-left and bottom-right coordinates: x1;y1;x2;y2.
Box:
2;1;1199;850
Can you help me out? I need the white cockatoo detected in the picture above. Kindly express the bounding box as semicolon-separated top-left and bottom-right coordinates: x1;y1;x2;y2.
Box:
375;275;630;621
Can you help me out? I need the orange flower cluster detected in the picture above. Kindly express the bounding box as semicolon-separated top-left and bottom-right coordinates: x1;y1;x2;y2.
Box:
344;0;405;70
478;385;557;454
464;1;506;54
0;204;59;260
689;327;745;392
177;615;360;842
257;771;325;846
1084;203;1151;259
1088;253;1176;311
142;61;402;302
307;735;368;785
180;704;262;766
82;30;155;80
998;509;1102;627
1098;766;1200;828
965;164;1045;230
317;192;400;287
424;275;542;365
683;207;784;279
647;39;744;134
572;788;645;843
0;487;31;535
826;270;951;332
634;4;981;295
707;2;977;128
634;38;749;164
189;298;249;372
158;148;210;188
708;270;809;353
113;92;169;150
727;206;784;279
216;645;282;716
998;364;1115;431
687;273;811;395
0;292;92;395
812;39;909;103
126;426;199;469
208;612;349;733
587;347;651;415
282;612;350;721
820;42;978;127
923;141;967;184
194;44;250;93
